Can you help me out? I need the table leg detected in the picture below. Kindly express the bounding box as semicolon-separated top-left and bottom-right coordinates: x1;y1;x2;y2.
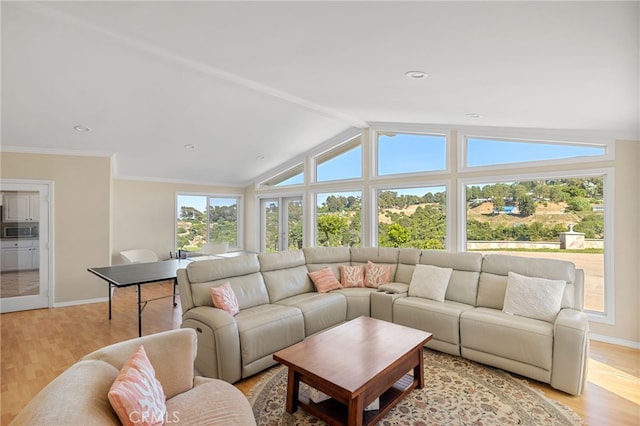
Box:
347;395;364;426
108;283;112;320
285;369;299;414
137;284;142;337
415;347;424;389
173;278;177;307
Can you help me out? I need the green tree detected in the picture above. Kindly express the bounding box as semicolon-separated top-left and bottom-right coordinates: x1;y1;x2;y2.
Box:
387;223;410;247
317;214;348;246
517;194;536;217
567;197;591;212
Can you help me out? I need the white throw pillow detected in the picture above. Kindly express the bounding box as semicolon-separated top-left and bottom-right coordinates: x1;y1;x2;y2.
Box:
503;272;566;323
408;264;453;302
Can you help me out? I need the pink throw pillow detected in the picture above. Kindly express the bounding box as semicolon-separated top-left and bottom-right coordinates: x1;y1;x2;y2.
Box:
108;345;166;426
308;267;343;293
210;281;240;316
340;265;365;288
365;261;393;288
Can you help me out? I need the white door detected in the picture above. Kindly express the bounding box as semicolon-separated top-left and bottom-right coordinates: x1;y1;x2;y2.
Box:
0;181;51;313
260;196;303;252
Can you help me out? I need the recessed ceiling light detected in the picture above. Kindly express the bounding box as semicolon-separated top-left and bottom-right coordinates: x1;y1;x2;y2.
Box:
466;113;483;119
405;70;427;79
183;144;196;150
73;125;90;132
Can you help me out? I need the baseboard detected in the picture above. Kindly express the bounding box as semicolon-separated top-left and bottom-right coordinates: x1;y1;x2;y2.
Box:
53;296;108;308
590;333;640;349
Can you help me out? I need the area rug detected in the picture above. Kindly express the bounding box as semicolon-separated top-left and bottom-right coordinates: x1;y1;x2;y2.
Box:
248;349;583;425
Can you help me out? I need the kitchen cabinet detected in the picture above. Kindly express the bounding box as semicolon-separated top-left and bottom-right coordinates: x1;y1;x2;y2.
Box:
1;240;39;271
2;194;39;222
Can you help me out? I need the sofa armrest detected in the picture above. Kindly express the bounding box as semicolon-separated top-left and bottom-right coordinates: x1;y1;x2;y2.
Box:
182;306;242;383
83;328;197;400
378;282;409;293
551;308;589;395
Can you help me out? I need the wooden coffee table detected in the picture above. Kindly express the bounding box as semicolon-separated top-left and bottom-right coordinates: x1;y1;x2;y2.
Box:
273;316;432;426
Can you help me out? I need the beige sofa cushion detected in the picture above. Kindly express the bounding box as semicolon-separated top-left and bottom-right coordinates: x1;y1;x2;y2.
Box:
394;248;421;284
477;254;576;310
186;255;270;310
420;250;482;306
259;250;313;302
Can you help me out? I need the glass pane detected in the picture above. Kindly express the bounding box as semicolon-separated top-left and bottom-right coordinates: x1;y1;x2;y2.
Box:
262;164;304;187
176;195;207;251
377;133;446;176
465;177;605;312
0;191;41;299
264;200;279;253
276;172;304;187
316;192;362;247
287;199;303;250
378;186;447;249
316;145;362;182
467;138;606;167
208;197;238;249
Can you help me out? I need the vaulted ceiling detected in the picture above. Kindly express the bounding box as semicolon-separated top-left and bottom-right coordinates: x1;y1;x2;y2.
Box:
2;1;638;186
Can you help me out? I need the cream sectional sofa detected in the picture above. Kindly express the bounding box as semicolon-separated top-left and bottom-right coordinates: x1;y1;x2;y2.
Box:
176;247;589;395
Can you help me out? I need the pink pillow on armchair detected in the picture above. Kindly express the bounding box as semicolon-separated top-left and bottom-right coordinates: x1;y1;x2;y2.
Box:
108;345;166;426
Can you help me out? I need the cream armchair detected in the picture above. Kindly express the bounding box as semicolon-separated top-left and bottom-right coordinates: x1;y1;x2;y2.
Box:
10;329;256;425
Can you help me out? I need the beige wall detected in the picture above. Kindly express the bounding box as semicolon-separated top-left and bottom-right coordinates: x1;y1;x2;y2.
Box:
1;152;111;304
112;179;244;264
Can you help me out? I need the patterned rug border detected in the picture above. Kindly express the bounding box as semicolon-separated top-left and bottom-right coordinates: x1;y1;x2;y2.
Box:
248;349;584;426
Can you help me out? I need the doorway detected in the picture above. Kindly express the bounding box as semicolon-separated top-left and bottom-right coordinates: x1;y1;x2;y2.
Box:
260;196;303;252
0;180;52;313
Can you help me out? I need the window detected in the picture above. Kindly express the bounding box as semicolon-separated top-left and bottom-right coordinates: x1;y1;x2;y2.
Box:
377;186;447;249
316;191;362;247
466;138;607;168
176;194;241;252
377;132;446;176
464;175;608;314
315;136;362;182
260;164;304;187
260;196;303;252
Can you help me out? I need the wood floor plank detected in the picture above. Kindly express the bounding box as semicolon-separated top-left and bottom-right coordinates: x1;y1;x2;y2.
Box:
1;283;638;425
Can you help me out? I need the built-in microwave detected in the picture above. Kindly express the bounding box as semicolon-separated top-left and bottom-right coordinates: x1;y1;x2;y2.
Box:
3;226;37;238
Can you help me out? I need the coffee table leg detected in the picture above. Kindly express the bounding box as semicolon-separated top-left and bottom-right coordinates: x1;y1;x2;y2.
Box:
415;347;425;389
285;368;299;414
347;395;364;426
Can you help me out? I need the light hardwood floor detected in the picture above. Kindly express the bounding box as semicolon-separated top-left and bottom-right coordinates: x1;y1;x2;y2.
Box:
1;283;638;425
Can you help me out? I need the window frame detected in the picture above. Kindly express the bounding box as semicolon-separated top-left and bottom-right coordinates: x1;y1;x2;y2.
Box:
372;129;449;178
313;134;363;183
175;192;244;252
313;188;364;248
258;163;305;188
457;168;614;324
370;181;451;250
459;130;613;173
